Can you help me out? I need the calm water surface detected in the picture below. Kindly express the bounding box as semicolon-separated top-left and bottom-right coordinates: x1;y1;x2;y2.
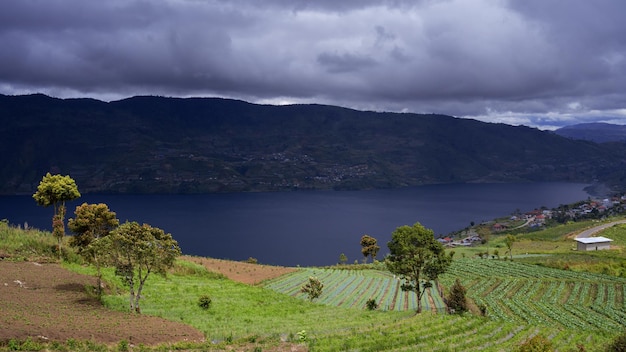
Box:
0;182;590;266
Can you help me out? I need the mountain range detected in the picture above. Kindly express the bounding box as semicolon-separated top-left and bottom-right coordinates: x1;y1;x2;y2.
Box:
1;94;625;195
554;122;626;143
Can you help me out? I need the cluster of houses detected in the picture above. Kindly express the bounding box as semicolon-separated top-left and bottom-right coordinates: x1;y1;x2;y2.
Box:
437;235;482;247
491;195;626;233
437;194;626;251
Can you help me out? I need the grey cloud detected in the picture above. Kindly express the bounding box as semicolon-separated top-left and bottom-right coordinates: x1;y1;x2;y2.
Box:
0;0;625;129
317;52;378;73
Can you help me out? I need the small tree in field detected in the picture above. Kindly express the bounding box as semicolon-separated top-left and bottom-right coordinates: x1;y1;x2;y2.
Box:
386;222;451;313
339;253;348;265
504;234;516;260
447;278;468;314
360;235;380;263
301;277;323;302
68;203;119;296
365;298;378;310
33;173;81;253
103;221;181;313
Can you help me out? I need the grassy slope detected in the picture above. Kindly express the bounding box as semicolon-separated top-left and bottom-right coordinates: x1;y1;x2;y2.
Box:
68;259;620;351
2;218;626;351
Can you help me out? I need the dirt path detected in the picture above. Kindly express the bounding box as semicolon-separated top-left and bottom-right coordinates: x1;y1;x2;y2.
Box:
575;219;626;238
182;256;297;285
0;261;204;345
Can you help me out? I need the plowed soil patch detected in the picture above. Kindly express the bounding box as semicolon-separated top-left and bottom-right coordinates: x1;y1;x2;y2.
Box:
0;261;204;345
183;256;297;285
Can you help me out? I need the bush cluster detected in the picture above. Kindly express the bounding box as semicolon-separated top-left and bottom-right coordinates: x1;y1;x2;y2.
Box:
198;295;212;310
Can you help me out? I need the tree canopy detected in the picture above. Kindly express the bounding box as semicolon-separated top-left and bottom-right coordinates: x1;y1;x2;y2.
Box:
103;221;181;313
360;234;380;263
68;203;119;296
68;203;119;248
33;173;81;213
301;276;323;302
33;173;81;252
386;222;451;313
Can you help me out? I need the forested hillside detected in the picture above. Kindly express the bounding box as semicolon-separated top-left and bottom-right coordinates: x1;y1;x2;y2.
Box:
1;94;625;194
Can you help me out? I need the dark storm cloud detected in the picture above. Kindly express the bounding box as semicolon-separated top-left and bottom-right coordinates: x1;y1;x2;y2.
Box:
1;0;625;129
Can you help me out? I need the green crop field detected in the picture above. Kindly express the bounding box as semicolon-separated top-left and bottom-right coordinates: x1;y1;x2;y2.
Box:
263;268;447;312
65;258;622;351
441;258;626;331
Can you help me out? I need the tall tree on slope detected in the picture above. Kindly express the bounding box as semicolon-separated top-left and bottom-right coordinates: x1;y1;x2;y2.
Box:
386;222;451;313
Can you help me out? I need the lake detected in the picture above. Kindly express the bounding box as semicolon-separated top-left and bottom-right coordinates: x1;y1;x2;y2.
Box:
0;182;591;266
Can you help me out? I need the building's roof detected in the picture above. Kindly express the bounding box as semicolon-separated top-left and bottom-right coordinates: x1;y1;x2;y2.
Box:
575;236;613;244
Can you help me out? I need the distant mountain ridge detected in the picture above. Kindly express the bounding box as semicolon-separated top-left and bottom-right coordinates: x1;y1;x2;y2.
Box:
554;122;626;143
1;93;625;195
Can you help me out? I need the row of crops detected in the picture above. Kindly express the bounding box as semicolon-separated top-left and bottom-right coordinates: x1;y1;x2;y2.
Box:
264;258;625;333
308;311;613;352
263;267;447;312
440;258;626;332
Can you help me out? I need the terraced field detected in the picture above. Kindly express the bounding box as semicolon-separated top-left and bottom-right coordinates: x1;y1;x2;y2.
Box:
440;258;626;331
263;268;446;312
263;259;625;350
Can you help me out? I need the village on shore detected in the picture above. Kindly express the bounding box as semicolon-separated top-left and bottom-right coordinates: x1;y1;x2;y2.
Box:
438;193;626;249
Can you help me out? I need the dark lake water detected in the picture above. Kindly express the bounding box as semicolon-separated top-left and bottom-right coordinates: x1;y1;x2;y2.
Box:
0;182;590;266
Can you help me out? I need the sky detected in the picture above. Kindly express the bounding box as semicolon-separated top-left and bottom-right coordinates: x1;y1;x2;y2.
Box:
1;0;626;130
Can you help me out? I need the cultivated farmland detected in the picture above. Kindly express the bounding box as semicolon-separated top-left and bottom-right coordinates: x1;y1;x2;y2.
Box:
440;258;626;331
263;259;625;350
263;268;446;312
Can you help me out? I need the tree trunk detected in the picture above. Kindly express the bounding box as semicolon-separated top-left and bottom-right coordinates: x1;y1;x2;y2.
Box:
416;287;424;314
128;277;136;313
134;267;151;314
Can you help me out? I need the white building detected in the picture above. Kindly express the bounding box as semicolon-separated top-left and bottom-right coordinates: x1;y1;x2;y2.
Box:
575;237;613;251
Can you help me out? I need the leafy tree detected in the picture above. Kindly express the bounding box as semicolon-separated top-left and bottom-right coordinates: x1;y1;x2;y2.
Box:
386;222;452;313
301;276;323;302
447;278;468;314
68;203;119;296
504;234;516;260
360;234;380;263
103;221;181;313
32;173;81;253
339;253;348;265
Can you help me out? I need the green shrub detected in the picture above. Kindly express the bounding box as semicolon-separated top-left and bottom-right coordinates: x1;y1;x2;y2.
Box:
365;298;378;310
198;294;212;310
478;303;488;317
297;330;308;342
517;334;553;352
447;278;468;314
117;339;129;352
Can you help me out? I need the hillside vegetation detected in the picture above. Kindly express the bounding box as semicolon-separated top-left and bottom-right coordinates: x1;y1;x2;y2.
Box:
2;94;626;195
1;216;626;351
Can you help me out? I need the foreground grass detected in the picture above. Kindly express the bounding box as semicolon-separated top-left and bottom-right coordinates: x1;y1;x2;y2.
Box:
67;261;413;341
3;218;625;351
65;259;621;352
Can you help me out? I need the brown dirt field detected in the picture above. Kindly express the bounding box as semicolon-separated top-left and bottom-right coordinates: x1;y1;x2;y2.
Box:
0;261;204;346
182;256;297;285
